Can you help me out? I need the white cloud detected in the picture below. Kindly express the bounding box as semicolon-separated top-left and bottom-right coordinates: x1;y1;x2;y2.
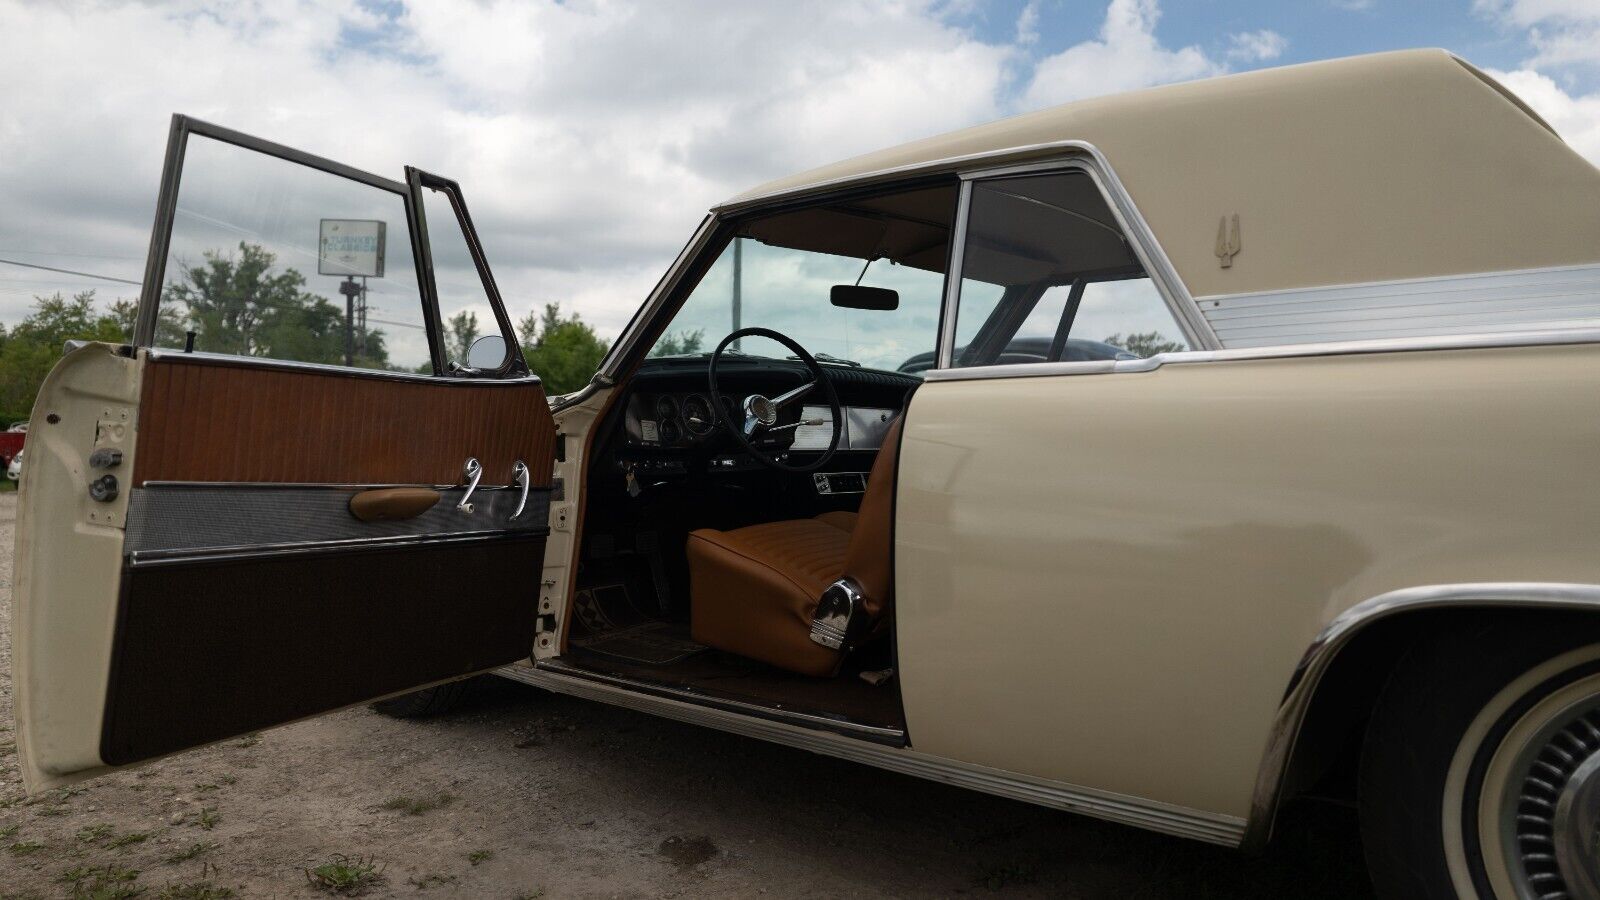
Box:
1476;0;1600;68
1486;68;1600;163
1022;0;1222;108
1332;0;1375;11
1227;29;1288;62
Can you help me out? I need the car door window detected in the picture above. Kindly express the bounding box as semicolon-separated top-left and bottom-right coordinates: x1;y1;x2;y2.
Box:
416;180;512;373
950;170;1190;365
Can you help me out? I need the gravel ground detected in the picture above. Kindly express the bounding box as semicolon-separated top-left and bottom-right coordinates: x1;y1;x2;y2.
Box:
0;490;1376;898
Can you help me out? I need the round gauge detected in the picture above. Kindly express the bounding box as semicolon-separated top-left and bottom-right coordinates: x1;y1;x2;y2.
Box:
682;394;715;436
655;395;679;422
658;418;682;444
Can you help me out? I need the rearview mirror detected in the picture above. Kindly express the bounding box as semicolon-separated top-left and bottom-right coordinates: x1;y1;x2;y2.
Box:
831;284;898;311
465;334;508;370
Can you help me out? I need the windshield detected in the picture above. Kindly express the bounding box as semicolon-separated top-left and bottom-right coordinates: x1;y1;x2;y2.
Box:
647;184;956;374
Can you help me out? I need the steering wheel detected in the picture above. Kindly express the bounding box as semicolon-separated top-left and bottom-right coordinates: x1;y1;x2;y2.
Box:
708;327;843;473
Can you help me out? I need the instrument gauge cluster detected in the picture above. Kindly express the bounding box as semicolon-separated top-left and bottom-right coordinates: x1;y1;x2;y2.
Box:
633;392;733;447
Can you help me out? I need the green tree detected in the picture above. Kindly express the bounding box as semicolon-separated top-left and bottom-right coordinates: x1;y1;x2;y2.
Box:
649;329;705;357
443;310;480;366
518;302;608;395
1103;331;1186;357
0;291;127;425
163;242;388;368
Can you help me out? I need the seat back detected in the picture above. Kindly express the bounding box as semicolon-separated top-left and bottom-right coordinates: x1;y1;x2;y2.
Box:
840;415;903;619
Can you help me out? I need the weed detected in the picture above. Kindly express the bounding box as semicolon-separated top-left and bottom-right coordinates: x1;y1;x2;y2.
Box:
216;775;236;786
0;824;18;839
466;849;494;866
165;843;218;865
513;890;546;900
0;741;15;757
379;793;455;816
155;883;233;900
8;840;44;855
192;784;218;794
195;808;220;830
77;823;115;843
234;734;260;749
109;831;151;849
59;864;142;900
304;854;383;895
35;806;66;817
404;873;456;889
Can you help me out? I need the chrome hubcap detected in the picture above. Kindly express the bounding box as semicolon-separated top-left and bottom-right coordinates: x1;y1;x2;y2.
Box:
1510;700;1600;900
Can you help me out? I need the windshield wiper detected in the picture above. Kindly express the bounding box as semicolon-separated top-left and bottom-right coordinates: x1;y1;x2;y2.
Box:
791;352;861;367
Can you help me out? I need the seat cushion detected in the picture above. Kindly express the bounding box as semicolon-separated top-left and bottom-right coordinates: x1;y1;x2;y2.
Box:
814;510;857;533
687;517;850;677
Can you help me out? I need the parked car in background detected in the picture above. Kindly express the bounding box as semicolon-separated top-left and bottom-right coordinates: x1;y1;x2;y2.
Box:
11;50;1600;900
0;422;26;470
6;448;21;481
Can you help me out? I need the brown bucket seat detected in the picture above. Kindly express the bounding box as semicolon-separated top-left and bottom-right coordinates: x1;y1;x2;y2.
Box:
686;417;902;676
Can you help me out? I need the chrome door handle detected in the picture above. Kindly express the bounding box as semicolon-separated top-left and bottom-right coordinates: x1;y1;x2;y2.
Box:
509;460;530;520
457;457;483;513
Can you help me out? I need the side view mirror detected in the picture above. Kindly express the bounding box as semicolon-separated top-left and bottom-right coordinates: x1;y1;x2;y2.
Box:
831;284;898;311
464;334;508;371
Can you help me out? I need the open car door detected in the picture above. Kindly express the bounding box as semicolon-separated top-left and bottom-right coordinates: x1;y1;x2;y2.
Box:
12;116;557;791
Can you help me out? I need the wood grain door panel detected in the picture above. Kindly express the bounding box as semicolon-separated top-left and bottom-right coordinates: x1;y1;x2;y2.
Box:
134;356;555;486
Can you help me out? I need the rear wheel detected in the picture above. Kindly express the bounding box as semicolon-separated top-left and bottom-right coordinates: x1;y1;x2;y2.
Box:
1360;622;1600;899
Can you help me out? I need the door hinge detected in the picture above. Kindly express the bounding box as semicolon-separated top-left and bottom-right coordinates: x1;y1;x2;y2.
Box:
554;433;567;462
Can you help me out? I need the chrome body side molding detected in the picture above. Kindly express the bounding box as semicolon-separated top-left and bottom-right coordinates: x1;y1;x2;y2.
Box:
1243;582;1600;851
1197;263;1600;349
922;326;1600;383
498;662;1247;847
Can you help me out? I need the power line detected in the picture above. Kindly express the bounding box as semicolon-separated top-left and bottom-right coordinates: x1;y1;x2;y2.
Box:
0;257;140;286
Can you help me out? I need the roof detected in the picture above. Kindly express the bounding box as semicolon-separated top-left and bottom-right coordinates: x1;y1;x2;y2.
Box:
720;50;1600;299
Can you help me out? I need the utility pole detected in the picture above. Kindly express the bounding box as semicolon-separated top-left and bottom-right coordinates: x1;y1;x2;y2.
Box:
339;276;362;367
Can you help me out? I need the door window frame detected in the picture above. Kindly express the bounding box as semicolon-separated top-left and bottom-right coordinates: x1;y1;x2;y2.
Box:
133;114;524;381
935;157;1218;374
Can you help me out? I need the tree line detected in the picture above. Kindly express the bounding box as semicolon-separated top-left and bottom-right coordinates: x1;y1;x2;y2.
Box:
0;242;616;425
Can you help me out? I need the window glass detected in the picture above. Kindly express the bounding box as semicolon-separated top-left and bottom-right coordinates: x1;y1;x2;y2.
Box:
951;170;1189;366
155;134;430;371
419;184;509;372
647;184;957;375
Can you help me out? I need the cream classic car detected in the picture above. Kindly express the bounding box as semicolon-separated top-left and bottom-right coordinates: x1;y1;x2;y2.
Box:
12;49;1600;899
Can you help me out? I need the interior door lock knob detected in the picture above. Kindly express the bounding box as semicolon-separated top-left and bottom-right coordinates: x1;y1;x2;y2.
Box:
89;474;119;503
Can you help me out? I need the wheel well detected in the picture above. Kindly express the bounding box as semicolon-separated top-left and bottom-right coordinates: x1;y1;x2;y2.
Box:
1276;606;1600;813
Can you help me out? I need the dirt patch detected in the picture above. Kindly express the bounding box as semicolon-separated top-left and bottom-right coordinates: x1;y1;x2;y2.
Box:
657;835;717;868
0;493;1375;897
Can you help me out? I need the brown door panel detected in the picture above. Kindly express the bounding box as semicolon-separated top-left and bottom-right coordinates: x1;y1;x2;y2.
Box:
101;534;545;765
134;357;555;486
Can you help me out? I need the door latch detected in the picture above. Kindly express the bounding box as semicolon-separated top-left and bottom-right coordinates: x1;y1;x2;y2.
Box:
456;457;483;514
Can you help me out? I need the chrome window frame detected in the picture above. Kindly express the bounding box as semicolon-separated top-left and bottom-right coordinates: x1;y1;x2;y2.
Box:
939;156;1219;368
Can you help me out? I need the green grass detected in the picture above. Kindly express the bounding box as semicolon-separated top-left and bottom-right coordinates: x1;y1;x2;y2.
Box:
76;824;115;843
8;840;44;855
0;824;18;839
59;864;141;900
304;855;383;895
195;808;220;830
108;831;151;849
378;793;455;816
467;848;494;866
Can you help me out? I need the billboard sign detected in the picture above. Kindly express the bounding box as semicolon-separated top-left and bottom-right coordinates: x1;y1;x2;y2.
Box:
318;219;386;278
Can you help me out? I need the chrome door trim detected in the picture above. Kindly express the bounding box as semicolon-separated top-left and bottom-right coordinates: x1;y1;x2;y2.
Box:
144;348;543;387
1243;582;1600;851
920;326;1600;383
500;662;1248;846
935;181;973;369
127;528;546;569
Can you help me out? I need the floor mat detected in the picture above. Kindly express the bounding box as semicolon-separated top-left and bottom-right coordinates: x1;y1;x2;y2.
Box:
572;622;709;666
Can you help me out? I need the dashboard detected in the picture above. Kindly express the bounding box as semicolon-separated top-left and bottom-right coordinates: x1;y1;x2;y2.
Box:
616;358;917;453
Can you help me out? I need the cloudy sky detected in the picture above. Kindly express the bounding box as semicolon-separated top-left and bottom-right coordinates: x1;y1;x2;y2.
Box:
1;0;1598;343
